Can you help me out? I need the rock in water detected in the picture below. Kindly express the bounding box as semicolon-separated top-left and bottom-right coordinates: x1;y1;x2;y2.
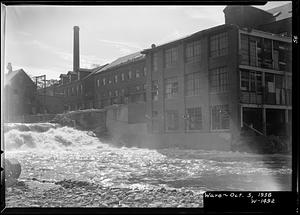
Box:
5;158;21;187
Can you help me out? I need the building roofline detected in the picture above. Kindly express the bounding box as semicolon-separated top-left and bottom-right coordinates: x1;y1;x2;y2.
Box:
81;64;109;80
223;5;274;17
239;27;292;42
95;52;145;75
4;68;34;86
141;24;237;54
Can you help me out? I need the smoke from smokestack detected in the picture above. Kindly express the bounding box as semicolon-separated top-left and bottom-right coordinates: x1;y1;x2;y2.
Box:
73;26;80;73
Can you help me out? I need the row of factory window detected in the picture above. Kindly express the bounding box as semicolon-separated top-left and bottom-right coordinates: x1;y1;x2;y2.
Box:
96;67;147;87
151;67;229;100
99;93;146;107
240;69;292;105
151;105;229;132
63;84;83;97
152;32;228;70
240;34;291;72
100;84;147;98
96;67;228;103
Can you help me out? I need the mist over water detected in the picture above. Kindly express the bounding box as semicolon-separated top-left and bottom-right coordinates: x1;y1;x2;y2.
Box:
4;123;292;194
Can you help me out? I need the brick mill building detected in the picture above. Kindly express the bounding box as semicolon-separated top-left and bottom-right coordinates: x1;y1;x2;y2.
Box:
141;4;292;149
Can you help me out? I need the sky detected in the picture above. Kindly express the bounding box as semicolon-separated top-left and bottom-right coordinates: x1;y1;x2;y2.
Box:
3;1;291;80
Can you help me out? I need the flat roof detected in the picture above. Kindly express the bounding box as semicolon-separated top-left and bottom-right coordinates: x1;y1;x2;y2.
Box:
142;24;235;53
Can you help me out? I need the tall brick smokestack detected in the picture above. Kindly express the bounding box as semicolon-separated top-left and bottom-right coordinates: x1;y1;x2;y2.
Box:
73;26;80;73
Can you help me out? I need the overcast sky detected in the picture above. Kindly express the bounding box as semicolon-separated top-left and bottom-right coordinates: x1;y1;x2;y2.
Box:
4;1;290;80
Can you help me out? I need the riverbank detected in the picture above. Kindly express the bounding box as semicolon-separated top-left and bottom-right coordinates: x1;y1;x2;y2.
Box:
6;179;203;207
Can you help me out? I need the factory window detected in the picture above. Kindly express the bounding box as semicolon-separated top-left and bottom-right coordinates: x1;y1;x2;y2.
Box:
136;70;140;78
273;41;291;72
115;90;118;97
152;52;158;72
165;77;179;99
165;110;179;131
249;39;258;67
185;107;202;130
209;67;228;93
262;38;273;69
185;40;201;62
211;105;230;130
114;75;118;83
97;79;100;87
165;47;178;67
210;32;228;57
240;34;250;65
81;84;83;94
108;77;112;84
240;34;260;67
121;73;125;81
128;71;132;79
240;70;262;92
185;72;201;96
71;87;74;96
103;78;106;85
76;85;79;95
143;67;147;76
109;91;112;97
265;73;287;105
286;75;292;105
151;80;159;101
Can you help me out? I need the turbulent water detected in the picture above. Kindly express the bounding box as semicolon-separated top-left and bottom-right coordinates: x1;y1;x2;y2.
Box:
4;123;292;207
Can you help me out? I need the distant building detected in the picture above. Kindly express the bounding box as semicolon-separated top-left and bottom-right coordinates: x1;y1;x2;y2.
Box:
55;66;106;111
4;69;37;122
93;52;147;123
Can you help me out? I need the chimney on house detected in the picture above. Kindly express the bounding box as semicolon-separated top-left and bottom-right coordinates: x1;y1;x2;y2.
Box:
7;62;12;74
73;26;80;73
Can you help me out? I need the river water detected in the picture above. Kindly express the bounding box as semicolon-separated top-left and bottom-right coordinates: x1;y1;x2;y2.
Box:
4;123;292;207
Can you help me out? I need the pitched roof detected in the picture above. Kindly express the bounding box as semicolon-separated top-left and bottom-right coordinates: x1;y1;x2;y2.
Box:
67;71;77;75
79;68;93;73
82;64;109;80
95;52;145;74
267;3;292;21
4;69;33;86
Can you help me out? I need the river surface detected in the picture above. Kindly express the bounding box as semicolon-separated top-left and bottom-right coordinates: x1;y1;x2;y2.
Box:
4;123;292;207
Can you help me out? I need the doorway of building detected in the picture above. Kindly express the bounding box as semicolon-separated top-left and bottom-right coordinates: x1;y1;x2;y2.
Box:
266;109;285;136
242;107;263;133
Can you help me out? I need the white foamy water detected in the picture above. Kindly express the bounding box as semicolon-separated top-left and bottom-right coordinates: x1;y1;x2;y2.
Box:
4;123;292;192
4;123;110;151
